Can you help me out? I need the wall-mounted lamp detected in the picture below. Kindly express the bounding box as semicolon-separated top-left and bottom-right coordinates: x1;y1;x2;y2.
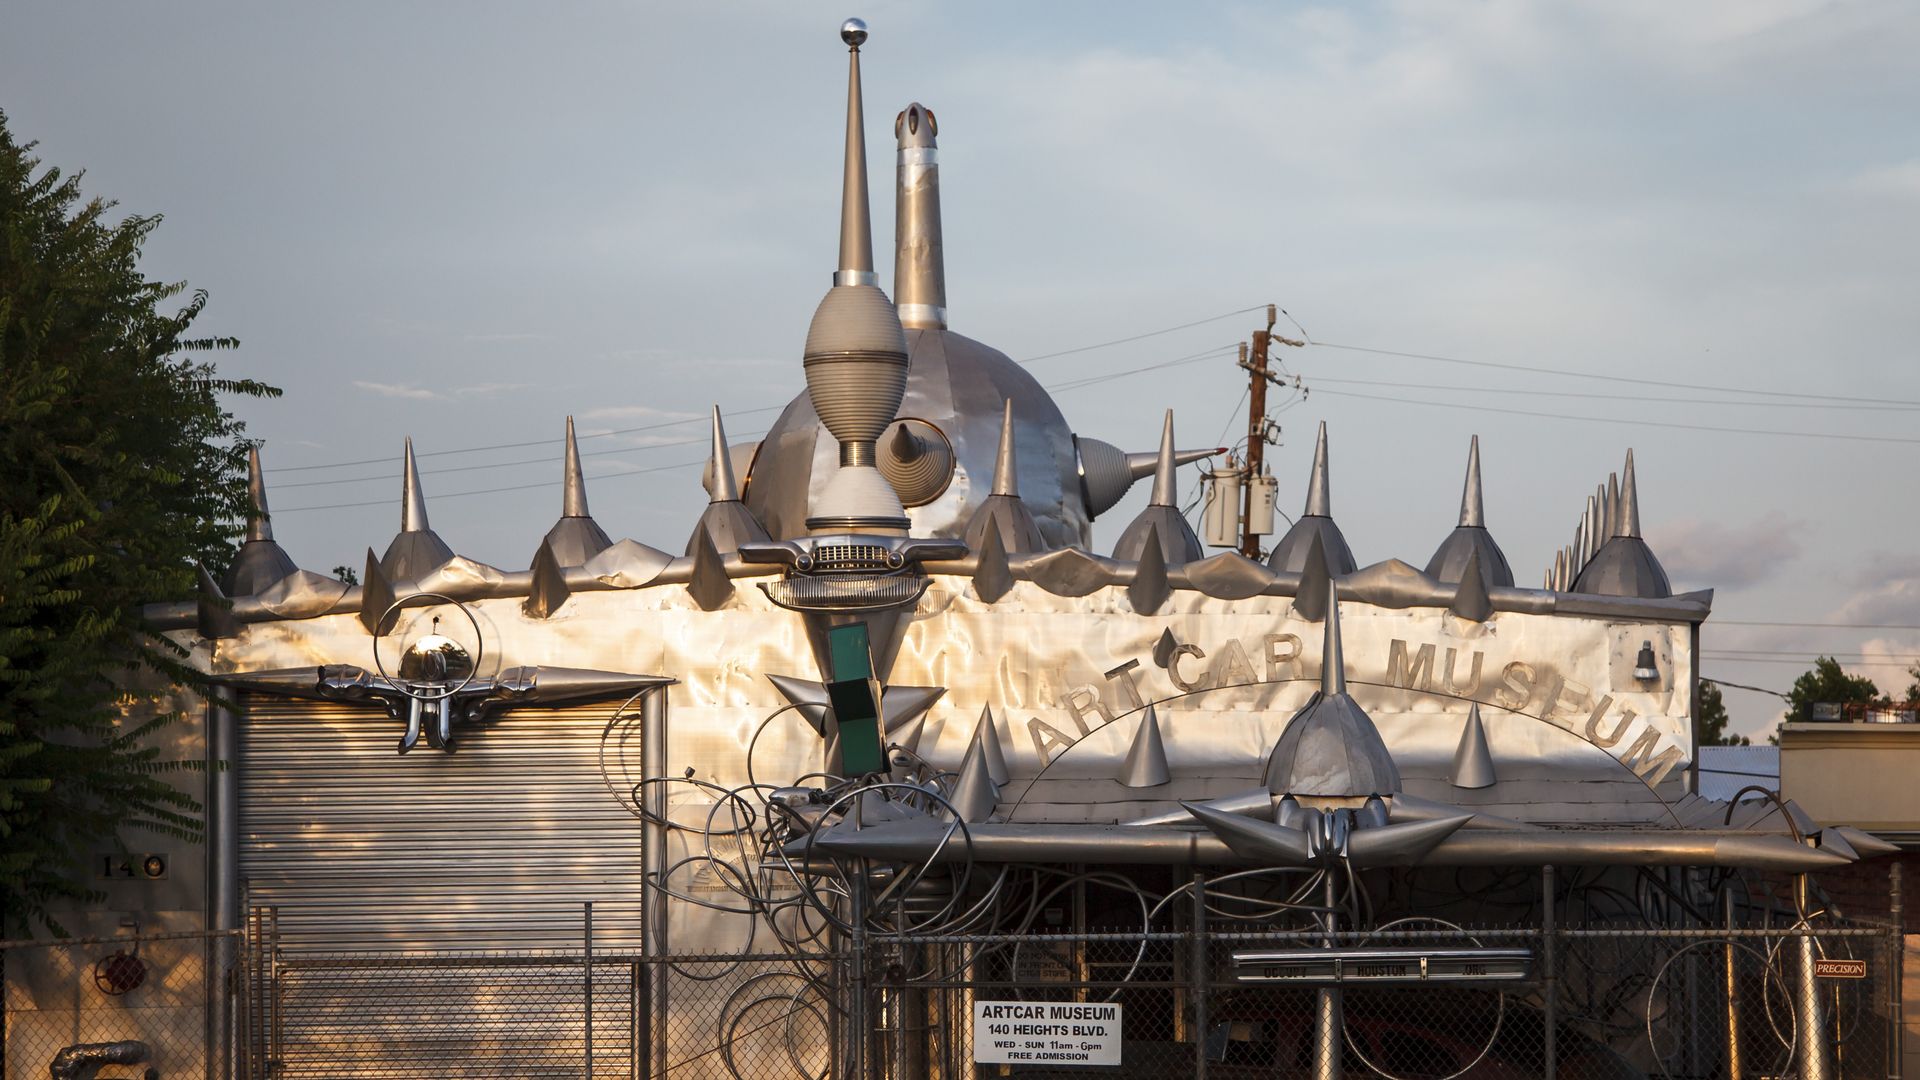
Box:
1633;640;1659;681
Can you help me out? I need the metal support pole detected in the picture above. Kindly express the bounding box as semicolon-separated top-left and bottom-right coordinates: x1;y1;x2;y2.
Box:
641;687;670;1080
1313;870;1342;1080
1724;888;1744;1080
1796;874;1836;1080
629;960;645;1080
1191;872;1208;1080
850;873;869;1080
1892;860;1905;1080
1542;864;1557;1080
584;901;594;1080
206;698;240;1080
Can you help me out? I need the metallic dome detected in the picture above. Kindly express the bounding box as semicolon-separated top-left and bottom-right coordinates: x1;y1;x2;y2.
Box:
745;328;1088;546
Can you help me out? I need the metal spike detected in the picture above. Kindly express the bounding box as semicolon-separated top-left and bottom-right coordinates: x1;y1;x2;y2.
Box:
1606;471;1621;539
1574;515;1589;571
1620;449;1642;538
883;686;946;738
970;704;1009;785
1182;801;1312;865
1449;547;1493;622
835;25;876;283
686;529;733;611
1303;421;1332;517
1148;410;1178;508
991;400;1019;497
400;438;429;533
1293;530;1332;622
359;548;396;636
1457;435;1484;528
196;564;239;639
767;675;832;736
1450;702;1497;789
972;526;1014;603
1118;705;1171;788
562;417;590;518
1320;581;1346;697
1128;524;1170;614
246;444;273;542
524;539;571;619
1153;628;1179;669
707;407;740;503
948;736;1000;822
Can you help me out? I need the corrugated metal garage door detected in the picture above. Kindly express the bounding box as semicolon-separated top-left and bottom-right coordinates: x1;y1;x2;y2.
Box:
238;697;648;954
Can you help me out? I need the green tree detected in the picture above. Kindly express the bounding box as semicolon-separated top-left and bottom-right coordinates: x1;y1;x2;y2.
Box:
1786;656;1883;723
1697;681;1748;746
0;111;278;934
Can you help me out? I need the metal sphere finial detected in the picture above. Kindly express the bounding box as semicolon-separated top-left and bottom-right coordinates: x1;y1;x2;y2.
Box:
840;17;868;47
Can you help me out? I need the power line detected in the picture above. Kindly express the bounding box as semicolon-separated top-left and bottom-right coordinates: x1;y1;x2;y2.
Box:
1311;386;1920;447
1016;306;1265;366
275;429;770;491
266;406;788;474
1310;341;1920;408
1046;344;1239;392
1302;375;1920;413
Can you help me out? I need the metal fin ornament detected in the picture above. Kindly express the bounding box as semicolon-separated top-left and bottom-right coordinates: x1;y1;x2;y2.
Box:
1618;450;1642;537
1118;705;1171;788
358;548;397;637
1449;547;1493;622
949;734;1000;823
539;417;614;567
524;539;570;619
708;406;741;503
381;438;455;580
1182;801;1312;865
1320;580;1346;697
1450;702;1497;789
971;526;1013;602
400;437;429;533
1127;524;1170;614
1293;530;1333;623
970;703;1009;785
227;444;300;595
686;529;733;611
768;674;833;736
196;564;240;640
1148;409;1178;508
687;406;770;554
1607;471;1622;538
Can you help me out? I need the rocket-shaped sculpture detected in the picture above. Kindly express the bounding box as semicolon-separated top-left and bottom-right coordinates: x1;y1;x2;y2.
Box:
802;19;913;535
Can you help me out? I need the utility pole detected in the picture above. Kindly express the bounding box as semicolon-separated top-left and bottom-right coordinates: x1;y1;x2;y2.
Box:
1237;305;1304;559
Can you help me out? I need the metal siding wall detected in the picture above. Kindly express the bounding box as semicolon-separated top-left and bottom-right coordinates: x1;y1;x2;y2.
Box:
238;697;647;953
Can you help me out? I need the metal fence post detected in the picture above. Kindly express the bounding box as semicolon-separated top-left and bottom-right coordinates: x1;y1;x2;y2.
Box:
584;900;594;1080
1192;872;1208;1080
1893;860;1905;1080
629;960;645;1080
1542;863;1557;1080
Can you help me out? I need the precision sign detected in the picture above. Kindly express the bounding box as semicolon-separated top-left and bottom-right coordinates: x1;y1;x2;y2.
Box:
1815;958;1868;980
1232;947;1533;986
973;1001;1122;1067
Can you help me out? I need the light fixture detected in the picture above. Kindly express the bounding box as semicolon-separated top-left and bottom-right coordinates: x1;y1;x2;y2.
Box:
1633;640;1659;681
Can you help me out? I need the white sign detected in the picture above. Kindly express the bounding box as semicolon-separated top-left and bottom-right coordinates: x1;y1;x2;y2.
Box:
973;1000;1122;1067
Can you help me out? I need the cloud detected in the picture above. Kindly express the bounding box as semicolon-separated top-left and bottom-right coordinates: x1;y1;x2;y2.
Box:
352;380;437;400
452;382;529;397
1841;161;1920;200
1645;512;1804;589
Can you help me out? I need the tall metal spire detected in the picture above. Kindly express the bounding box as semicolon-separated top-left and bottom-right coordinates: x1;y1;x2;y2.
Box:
562;416;590;518
708;406;741;503
1149;410;1178;508
836;19;875;285
1304;421;1332;518
1321;580;1346;697
802;18;912;535
991;400;1018;497
1619;449;1642;538
400;437;430;533
246;443;273;542
893;101;945;329
1457;435;1484;528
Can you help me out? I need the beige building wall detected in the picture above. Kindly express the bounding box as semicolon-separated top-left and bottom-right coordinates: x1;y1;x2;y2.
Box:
1779;722;1920;834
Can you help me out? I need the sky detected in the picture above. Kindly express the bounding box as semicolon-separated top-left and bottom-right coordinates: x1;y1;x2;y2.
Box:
4;0;1917;740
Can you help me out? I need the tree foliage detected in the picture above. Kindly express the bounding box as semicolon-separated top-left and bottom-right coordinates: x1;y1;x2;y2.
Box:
1786;656;1883;723
0;111;278;934
1697;681;1748;746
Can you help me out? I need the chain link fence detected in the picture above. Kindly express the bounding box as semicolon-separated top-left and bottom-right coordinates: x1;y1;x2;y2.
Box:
2;929;233;1080
2;905;1905;1078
